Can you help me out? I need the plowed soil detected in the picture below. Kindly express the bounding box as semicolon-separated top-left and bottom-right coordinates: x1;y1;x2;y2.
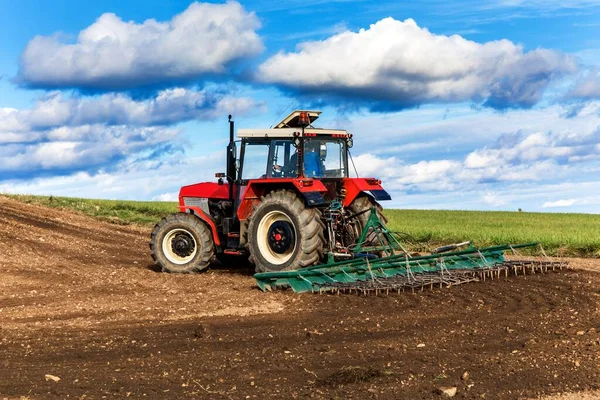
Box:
1;195;599;400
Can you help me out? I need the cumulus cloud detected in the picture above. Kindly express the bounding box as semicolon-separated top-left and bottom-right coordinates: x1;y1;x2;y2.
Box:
0;86;261;179
17;1;263;91
542;199;577;208
465;128;600;167
0;124;180;178
258;18;576;111
482;192;508;207
152;192;179;202
0;88;258;135
352;153;402;178
352;124;600;193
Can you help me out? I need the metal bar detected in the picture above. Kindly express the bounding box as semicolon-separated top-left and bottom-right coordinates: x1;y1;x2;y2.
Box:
255;244;524;282
298;242;537;273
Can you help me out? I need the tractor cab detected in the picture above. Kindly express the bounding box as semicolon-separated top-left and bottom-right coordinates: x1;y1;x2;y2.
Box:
237;111;351;181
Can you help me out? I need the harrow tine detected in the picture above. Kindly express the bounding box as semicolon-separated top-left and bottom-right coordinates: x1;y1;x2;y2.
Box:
304;258;568;295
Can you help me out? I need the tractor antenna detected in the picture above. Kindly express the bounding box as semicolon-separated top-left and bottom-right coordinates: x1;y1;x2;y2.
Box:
348;149;360;178
269;99;298;128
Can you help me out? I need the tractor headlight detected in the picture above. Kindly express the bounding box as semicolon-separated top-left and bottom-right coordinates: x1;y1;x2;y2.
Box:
346;137;353;148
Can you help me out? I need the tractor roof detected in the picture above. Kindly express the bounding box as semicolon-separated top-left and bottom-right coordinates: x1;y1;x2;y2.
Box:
237;110;349;138
275;110;321;128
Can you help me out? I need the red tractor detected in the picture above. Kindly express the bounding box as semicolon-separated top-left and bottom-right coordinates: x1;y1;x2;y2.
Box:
150;110;391;273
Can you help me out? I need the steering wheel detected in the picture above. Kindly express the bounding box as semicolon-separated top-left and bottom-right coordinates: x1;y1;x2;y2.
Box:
272;164;284;178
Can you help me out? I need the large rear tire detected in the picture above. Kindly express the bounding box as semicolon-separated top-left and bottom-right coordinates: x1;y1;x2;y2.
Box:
247;190;325;273
349;195;388;246
150;213;214;273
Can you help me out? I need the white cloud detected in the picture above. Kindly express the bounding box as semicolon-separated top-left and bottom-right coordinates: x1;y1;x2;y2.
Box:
482;192;508;207
152;192;179;202
258;18;576;110
0;89;259;136
567;67;600;100
396;160;462;185
0;124;179;174
18;2;263;90
387;180;600;213
351;121;600;194
465;128;600;169
0;87;261;177
0;152;222;201
352;153;400;178
542;199;577;208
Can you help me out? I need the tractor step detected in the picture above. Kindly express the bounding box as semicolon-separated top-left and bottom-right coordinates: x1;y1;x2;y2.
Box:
223;249;246;256
226;232;241;249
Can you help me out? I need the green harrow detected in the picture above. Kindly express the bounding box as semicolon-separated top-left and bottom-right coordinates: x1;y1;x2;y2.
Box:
254;208;568;294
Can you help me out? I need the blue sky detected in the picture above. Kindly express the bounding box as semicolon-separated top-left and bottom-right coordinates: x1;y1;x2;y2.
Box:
1;0;600;212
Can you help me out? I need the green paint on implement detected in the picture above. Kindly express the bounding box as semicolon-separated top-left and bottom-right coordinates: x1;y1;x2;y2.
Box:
254;208;541;293
254;242;538;293
351;206;407;256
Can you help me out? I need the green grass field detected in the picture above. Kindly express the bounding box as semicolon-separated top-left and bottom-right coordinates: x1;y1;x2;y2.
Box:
5;194;600;257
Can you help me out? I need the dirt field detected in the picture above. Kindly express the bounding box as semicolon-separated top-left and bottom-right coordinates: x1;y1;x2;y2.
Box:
1;195;599;399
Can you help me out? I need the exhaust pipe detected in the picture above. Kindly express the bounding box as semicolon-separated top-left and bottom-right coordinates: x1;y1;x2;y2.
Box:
227;115;236;202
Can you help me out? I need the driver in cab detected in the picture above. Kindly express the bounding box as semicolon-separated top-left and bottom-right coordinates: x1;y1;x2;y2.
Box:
274;140;323;178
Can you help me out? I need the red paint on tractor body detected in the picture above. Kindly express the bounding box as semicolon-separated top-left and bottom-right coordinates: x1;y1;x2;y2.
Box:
177;205;222;246
341;178;386;207
176;177;385;246
179;182;230;201
177;183;231;247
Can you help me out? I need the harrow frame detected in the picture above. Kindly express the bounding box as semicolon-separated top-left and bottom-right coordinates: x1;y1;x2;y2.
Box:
254;209;568;293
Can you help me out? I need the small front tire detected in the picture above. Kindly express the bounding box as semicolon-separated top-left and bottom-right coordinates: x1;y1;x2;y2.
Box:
150;213;214;273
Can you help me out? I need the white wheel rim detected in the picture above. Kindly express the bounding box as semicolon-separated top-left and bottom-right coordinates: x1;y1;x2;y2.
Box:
257;210;296;265
162;228;198;265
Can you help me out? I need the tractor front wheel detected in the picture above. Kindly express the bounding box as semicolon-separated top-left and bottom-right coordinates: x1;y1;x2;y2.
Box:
248;190;325;273
150;213;214;273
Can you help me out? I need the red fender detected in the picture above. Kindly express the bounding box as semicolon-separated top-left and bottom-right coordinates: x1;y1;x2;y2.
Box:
236;178;328;221
178;206;221;247
342;178;390;207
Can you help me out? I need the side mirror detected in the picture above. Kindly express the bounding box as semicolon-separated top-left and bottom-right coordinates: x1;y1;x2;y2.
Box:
346;138;353;148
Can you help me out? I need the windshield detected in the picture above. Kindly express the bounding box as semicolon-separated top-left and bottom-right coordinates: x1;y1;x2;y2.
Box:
240;138;347;180
303;138;347;178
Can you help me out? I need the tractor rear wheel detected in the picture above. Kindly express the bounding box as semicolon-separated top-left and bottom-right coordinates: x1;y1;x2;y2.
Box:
247;189;325;273
349;195;388;246
150;213;214;273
